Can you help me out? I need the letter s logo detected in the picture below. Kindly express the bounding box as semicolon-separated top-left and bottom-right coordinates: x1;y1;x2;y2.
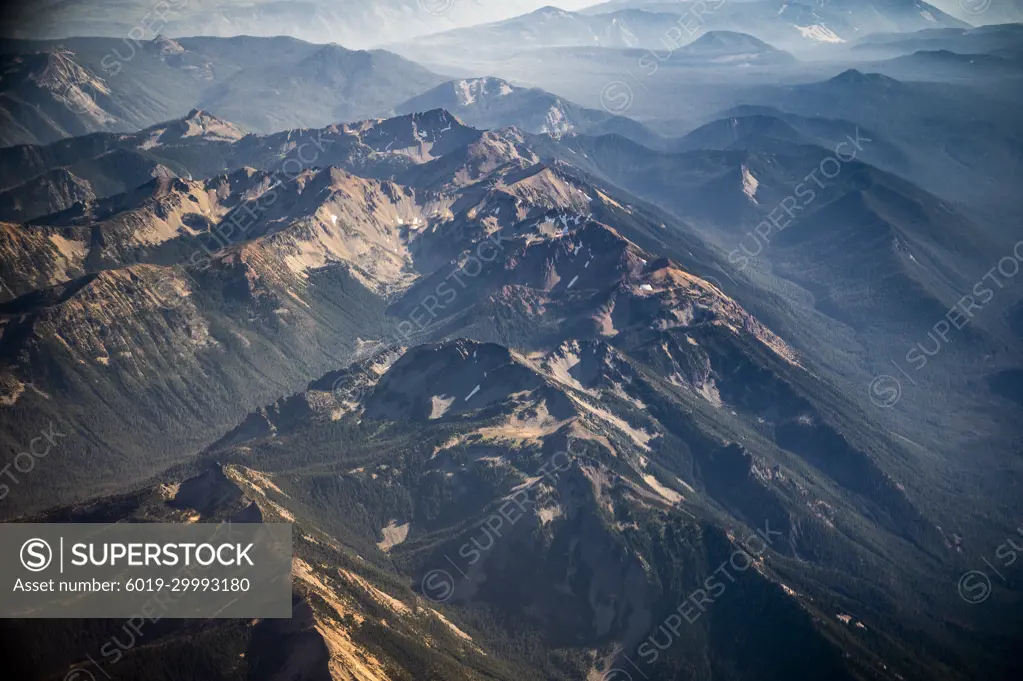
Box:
21;538;52;572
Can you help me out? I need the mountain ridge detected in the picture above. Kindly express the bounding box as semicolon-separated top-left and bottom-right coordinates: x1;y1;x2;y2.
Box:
0;12;1020;678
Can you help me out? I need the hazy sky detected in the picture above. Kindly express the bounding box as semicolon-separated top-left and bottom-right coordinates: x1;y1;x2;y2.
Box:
1;0;605;46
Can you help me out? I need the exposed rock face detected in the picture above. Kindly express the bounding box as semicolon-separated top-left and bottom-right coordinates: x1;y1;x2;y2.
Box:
0;106;1005;681
0;168;95;223
0;221;91;301
27;49;118;126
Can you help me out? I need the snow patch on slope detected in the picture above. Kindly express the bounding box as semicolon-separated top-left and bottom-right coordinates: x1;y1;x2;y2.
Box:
454;77;516;107
541;103;574;137
742;165;759;204
794;24;844;43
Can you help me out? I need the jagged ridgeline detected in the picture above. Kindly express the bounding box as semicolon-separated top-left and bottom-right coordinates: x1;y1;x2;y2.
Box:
0;84;1020;680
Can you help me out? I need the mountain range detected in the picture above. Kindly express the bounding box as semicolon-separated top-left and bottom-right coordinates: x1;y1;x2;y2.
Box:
1;3;1021;681
1;0;600;47
1;102;1021;681
0;35;445;145
395;76;666;147
392;0;967;69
